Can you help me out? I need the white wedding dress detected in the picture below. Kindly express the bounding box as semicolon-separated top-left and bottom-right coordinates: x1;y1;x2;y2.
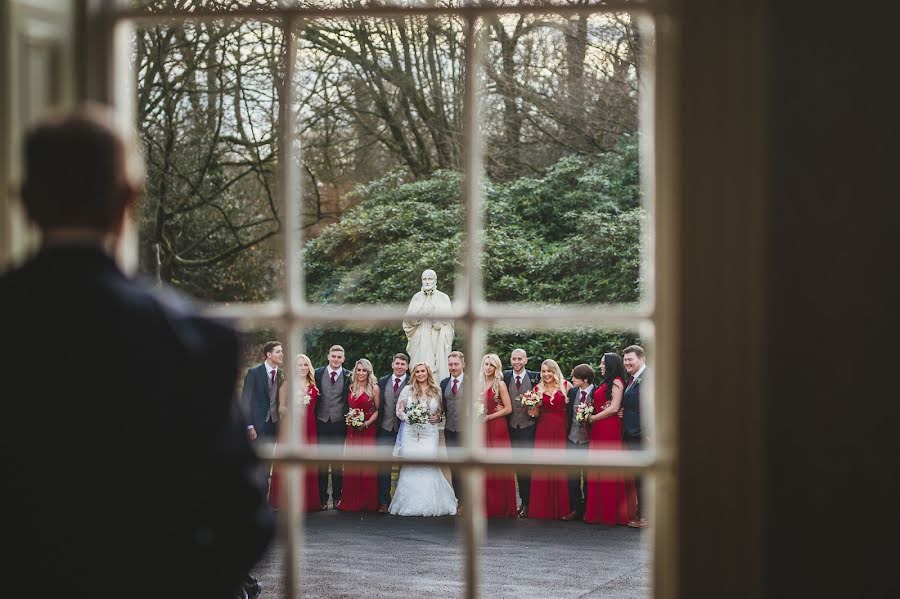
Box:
389;389;458;516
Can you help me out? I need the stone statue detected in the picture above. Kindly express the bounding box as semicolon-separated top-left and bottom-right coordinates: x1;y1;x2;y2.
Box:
403;269;454;381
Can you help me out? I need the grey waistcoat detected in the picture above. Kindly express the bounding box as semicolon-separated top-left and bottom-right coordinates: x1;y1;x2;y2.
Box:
380;377;405;433
265;371;279;423
319;370;345;423
443;379;463;432
568;386;593;444
507;371;536;430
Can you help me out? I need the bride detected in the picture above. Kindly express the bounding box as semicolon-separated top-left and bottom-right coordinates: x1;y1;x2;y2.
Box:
389;362;458;516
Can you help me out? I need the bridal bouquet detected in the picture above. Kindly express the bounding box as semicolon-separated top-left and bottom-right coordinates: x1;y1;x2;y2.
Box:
575;401;594;423
518;389;543;414
345;407;366;428
405;400;430;427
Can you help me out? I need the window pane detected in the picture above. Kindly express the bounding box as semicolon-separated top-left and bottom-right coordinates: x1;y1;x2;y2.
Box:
292;15;468;305
478;12;648;307
134;19;287;302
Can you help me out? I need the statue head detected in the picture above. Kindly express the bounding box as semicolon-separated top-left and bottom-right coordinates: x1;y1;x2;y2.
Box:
421;269;437;293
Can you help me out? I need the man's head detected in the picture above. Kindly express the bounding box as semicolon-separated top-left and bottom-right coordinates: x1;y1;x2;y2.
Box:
510;348;528;372
263;341;284;367
328;345;346;369
391;353;410;377
448;351;465;378
20;103;144;239
623;345;646;376
421;269;437;293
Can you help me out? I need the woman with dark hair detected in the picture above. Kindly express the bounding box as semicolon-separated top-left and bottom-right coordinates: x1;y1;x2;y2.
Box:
584;352;636;525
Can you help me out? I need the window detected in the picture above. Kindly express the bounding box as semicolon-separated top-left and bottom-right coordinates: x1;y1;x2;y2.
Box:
99;1;678;597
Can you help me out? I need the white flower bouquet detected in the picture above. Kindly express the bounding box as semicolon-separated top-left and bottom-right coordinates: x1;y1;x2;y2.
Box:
476;400;487;418
300;393;312;406
405;400;430;427
575;401;594;423
345;407;366;428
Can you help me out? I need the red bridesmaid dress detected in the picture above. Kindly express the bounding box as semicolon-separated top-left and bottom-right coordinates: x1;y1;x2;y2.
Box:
269;386;321;512
528;388;570;520
337;391;378;512
484;388;518;518
583;378;637;525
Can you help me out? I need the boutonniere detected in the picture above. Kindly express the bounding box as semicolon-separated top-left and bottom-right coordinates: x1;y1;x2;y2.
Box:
276;369;285;384
634;377;642;385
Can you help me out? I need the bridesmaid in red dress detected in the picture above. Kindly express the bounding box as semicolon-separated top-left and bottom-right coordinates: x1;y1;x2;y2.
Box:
337;358;380;512
480;353;518;518
584;352;636;525
269;354;321;512
528;359;571;520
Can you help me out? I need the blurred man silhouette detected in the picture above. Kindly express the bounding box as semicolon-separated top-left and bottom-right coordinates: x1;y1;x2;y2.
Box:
0;104;274;599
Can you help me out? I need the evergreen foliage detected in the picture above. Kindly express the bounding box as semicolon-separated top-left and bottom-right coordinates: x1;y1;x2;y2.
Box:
303;139;644;374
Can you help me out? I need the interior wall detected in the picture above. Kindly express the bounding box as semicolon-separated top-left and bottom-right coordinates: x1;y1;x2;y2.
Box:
0;0;76;270
765;5;900;597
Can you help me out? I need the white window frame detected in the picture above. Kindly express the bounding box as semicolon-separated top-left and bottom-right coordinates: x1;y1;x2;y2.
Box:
93;2;681;598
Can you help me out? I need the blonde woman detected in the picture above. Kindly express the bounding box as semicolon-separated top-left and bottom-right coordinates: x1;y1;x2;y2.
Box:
527;358;571;520
270;354;321;513
337;358;380;512
389;362;457;516
480;353;517;518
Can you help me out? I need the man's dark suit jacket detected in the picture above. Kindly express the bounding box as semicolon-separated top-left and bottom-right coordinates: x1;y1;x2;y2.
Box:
313;365;351;420
240;362;283;437
0;245;274;599
622;369;647;440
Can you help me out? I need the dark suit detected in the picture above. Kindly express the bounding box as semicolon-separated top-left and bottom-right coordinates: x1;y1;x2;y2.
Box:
566;385;592;515
503;368;540;508
0;245;274;599
240;363;282;441
622;368;648;518
313;365;351;504
376;373;408;506
440;375;464;501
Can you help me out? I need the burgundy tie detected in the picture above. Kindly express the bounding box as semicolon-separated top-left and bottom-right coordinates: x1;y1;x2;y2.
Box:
515;375;521;390
270;369;276;388
627;376;634;388
451;378;458;396
330;371;337;385
581;390;587;403
394;377;400;393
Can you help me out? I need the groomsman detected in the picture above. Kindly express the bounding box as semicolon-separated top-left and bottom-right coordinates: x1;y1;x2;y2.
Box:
314;345;352;510
622;345;649;528
563;364;596;521
376;353;410;513
503;348;540;517
240;341;285;443
440;351;466;508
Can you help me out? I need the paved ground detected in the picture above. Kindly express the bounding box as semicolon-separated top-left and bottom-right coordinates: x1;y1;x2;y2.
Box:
252;510;650;599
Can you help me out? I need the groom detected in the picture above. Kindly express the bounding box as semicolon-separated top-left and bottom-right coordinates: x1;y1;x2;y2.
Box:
376;353;410;512
440;351;466;509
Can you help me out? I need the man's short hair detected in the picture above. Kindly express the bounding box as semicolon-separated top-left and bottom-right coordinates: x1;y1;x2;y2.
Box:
623;345;645;359
21;103;144;231
263;341;283;357
393;353;410;363
448;351;465;363
329;344;345;354
571;363;595;384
